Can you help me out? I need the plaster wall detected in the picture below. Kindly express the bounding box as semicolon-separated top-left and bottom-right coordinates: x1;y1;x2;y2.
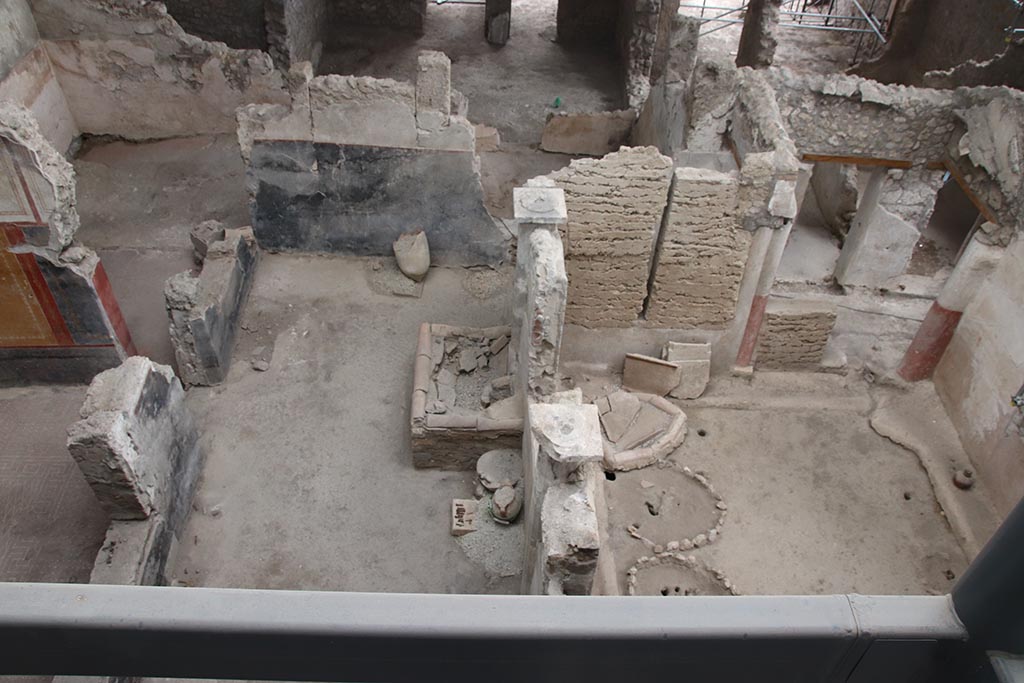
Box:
935;236;1024;518
32;0;289;139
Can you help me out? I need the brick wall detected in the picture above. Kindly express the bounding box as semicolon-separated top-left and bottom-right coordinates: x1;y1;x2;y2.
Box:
755;298;837;369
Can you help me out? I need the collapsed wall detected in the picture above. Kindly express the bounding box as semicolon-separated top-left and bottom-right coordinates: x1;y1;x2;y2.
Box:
0;103;133;383
241;52;509;266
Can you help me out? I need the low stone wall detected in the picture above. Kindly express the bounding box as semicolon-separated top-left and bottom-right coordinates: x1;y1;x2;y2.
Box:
165;227;259;387
410;323;522;470
755;298;837;370
646;167;750;328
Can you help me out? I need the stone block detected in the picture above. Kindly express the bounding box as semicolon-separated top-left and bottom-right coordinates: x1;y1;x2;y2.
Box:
836;205;919;288
165;228;258;386
664;341;711;399
540;110;636;156
622;353;681;396
415;51;451;126
67;357;201;532
529;403;604;470
90;518;169;586
756;298;837;370
189;219;226;263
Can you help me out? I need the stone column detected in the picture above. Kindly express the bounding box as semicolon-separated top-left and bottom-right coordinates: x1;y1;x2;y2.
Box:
735;0;783;68
898;234;1004;381
734;220;792;371
511;186;569;400
485;0;511;45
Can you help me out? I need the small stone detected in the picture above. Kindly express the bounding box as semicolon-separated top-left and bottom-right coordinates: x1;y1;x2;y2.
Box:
715;501;728;511
680;539;694;550
393;230;430;282
708;529;718;542
653;544;664;554
640;479;655;489
667;541;680;551
491;485;523;523
458;348;478;373
693;534;707;547
251;360;270;372
953;469;975;490
209;505;223;518
425;400;448;414
489;335;509;355
252;346;266;357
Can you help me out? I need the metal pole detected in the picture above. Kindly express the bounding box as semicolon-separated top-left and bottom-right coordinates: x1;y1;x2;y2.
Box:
953;494;1024;654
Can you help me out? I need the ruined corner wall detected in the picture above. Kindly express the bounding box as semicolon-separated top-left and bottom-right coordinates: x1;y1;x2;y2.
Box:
241;54;509;266
32;0;290;139
0;103;133;383
764;68;958;164
0;0;78;154
934;234;1024;518
646;167;749;328
541;146;674;328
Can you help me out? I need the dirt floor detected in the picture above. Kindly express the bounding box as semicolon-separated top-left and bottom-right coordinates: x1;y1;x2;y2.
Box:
169;255;520;593
571;369;986;596
0;385;108;584
318;0;623;144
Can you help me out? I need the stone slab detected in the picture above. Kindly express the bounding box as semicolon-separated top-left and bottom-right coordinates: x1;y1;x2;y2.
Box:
541;110;636;156
622;353;681;396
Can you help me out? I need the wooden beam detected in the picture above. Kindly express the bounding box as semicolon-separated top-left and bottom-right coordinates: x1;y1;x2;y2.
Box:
801;153;913;169
938;157;1000;226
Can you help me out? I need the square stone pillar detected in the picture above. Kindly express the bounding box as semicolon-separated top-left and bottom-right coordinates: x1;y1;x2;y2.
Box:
511;186;568;400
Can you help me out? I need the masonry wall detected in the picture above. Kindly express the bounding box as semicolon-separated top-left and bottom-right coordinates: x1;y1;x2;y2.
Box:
934;236;1024;519
32;0;289;140
162;0;268;50
266;0;327;67
755;298;836;370
543;146;673;328
1;0;38;79
764;68;959;164
646;167;749;328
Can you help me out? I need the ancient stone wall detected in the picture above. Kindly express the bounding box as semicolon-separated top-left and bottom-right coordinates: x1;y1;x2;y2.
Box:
162;0;268;50
765;68;959;163
0;0;37;79
646;167;750;328
240;55;508;265
541;146;673;328
879;167;945;230
31;0;290;139
755;298;837;369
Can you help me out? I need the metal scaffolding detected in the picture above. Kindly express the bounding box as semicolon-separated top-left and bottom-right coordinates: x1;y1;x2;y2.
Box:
681;0;895;63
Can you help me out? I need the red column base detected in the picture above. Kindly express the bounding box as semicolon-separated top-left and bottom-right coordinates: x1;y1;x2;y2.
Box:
735;294;768;369
898;301;962;382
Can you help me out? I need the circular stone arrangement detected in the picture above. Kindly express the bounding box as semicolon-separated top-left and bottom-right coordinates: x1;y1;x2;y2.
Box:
627;553;739;596
606;460;727;552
